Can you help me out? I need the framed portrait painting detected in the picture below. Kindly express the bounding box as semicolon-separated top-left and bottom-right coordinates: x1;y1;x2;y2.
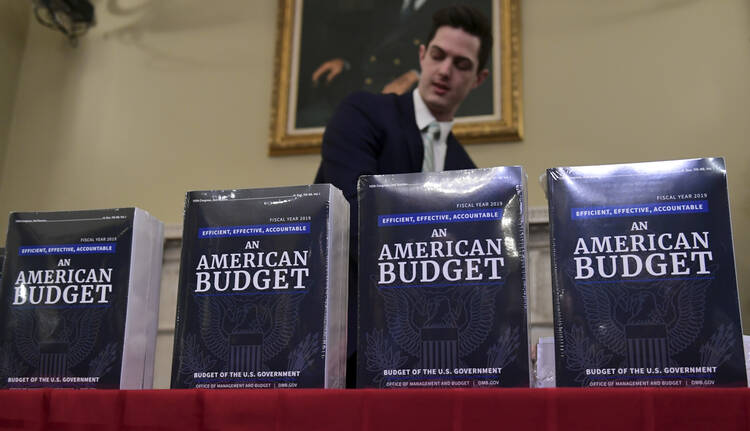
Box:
269;0;522;155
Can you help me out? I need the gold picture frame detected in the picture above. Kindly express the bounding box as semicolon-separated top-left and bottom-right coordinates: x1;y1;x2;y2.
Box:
268;0;523;156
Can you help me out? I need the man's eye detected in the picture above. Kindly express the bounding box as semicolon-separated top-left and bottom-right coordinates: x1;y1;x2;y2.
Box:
455;59;472;71
430;50;445;60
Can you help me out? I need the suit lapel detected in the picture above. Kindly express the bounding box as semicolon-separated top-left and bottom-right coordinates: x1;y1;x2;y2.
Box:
396;92;423;171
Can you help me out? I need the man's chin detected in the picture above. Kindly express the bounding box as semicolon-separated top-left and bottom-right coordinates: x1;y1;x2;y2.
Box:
425;93;450;107
424;99;456;120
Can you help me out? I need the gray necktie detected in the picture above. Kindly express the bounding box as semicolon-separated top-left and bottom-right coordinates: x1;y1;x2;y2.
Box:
422;122;440;172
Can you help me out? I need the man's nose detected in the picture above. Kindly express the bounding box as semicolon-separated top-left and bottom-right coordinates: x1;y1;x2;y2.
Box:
437;58;452;77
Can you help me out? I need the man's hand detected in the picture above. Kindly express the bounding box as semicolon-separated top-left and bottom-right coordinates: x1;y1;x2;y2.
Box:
381;70;419;95
312;58;347;86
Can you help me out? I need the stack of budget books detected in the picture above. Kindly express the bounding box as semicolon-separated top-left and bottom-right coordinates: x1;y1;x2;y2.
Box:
546;158;746;388
357;167;531;388
170;185;349;389
0;208;164;389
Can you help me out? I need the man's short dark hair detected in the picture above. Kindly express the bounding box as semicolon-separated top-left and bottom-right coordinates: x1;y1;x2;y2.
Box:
426;5;493;73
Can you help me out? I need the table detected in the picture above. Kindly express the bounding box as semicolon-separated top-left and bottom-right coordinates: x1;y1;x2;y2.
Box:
0;388;747;430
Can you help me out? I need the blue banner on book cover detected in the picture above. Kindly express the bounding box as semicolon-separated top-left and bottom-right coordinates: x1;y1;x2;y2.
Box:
171;185;348;389
0;210;136;389
547;158;746;387
357;168;531;388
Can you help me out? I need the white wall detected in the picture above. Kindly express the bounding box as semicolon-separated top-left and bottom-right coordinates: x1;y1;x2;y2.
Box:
0;0;30;183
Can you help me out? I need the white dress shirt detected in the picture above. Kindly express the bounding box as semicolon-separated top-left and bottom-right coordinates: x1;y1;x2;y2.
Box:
413;89;454;172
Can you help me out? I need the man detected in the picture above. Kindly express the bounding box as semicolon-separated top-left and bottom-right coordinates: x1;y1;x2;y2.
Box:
314;4;492;387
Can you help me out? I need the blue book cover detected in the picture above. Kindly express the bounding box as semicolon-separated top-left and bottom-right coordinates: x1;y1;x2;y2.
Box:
170;185;348;389
357;167;530;388
547;158;746;387
0;208;163;389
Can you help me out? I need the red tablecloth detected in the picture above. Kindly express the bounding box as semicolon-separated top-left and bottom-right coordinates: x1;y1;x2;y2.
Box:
0;388;747;430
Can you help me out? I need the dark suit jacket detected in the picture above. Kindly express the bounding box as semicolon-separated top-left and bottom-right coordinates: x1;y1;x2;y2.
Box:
313;90;475;386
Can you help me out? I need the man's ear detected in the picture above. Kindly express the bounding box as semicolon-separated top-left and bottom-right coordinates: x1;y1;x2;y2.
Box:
419;44;426;61
473;68;489;88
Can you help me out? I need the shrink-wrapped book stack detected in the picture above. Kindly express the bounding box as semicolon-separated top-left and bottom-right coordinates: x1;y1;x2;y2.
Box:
357;167;531;388
0;208;164;389
170;185;349;389
547;158;746;387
